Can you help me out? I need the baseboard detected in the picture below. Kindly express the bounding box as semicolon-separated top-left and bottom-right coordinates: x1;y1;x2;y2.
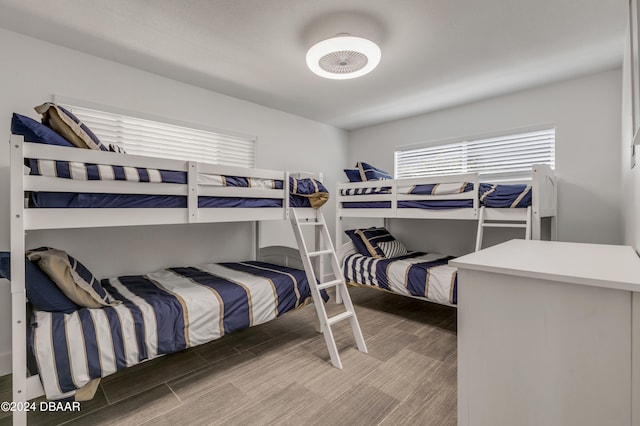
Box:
0;352;11;377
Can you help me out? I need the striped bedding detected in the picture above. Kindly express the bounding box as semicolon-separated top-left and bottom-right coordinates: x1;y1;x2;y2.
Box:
343;252;457;305
26;158;329;209
340;182;472;196
30;260;325;400
27;158;282;188
341;182;531;208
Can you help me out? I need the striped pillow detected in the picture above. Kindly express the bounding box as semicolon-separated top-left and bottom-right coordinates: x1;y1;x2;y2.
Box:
355;227;397;258
34;102;108;151
26;247;120;308
378;240;409;258
356;162;392;181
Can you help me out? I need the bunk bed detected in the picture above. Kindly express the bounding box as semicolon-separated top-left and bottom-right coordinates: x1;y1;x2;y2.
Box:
335;165;558;306
5;111;333;424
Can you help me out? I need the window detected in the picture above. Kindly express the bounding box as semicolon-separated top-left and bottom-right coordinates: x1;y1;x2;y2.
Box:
395;127;555;181
58;100;256;168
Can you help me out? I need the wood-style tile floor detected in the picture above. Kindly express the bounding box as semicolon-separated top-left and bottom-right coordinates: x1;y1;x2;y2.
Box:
0;287;457;425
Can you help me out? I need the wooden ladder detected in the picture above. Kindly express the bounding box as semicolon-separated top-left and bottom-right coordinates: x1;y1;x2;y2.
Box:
290;208;367;368
475;206;532;251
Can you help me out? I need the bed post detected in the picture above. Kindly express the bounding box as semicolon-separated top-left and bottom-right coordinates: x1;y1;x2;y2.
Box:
391;179;398;216
472;174;479;218
335;188;344;305
335;205;340;258
10;135;28;426
284;172;290;220
531;165;542;240
187;161;198;223
551;168;558;241
254;221;261;261
316;172;325;282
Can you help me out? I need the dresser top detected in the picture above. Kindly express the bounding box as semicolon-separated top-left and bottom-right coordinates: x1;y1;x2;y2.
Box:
450;239;640;292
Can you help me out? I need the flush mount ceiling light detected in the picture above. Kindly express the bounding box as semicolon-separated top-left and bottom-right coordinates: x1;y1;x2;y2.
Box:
306;34;381;80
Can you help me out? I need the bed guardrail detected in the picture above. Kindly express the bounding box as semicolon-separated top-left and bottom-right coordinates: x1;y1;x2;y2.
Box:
10;135;327;230
335;164;557;249
336;171;480;220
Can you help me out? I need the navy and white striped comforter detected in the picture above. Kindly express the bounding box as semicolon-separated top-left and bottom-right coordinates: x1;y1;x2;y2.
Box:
340;182;531;208
27;158;282;188
30;261;322;400
343;252;457;305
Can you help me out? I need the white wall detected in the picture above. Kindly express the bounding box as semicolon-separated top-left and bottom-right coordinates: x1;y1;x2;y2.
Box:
348;69;623;255
0;28;349;374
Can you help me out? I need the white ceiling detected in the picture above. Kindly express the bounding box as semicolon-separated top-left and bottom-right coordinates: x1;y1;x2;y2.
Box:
0;0;628;130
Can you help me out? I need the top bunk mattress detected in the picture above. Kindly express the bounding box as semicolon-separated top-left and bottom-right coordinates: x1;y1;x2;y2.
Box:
24;153;327;209
340;182;531;209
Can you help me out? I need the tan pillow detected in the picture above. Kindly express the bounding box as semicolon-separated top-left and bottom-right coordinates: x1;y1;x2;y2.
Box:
26;248;119;308
34;102;108;151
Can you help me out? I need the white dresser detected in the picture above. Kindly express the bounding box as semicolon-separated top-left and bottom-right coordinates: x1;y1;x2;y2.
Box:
450;239;640;426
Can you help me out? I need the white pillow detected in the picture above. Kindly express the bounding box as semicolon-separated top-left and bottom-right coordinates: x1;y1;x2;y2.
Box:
378;240;409;258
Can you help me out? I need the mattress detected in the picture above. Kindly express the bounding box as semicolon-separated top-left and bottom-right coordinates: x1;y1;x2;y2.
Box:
30;260;326;400
340;182;531;209
341;200;474;209
343;252;457;305
29;192;311;208
26;158;326;209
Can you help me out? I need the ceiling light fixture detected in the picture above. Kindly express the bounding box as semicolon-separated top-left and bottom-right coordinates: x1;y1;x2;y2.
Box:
306;34;381;80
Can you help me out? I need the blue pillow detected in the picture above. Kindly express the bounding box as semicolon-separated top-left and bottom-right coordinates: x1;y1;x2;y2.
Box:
11;113;75;147
289;177;329;208
0;252;79;313
355;227;397;258
345;229;373;257
356;162;392;181
344;169;362;182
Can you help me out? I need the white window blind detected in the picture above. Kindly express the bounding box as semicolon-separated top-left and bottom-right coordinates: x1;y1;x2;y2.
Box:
395;128;555;181
61;104;256;168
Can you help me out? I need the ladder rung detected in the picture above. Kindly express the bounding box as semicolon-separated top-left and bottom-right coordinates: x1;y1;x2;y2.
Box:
299;221;323;226
308;249;332;257
482;223;527;228
327;311;354;326
317;279;343;290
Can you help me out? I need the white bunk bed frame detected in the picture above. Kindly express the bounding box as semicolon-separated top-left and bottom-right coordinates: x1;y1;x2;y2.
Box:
336;164;557;255
7;134;320;425
334;165;557;308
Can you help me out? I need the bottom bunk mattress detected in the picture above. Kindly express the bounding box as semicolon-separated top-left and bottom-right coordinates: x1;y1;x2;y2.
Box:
343;252;457;305
30;260;325;400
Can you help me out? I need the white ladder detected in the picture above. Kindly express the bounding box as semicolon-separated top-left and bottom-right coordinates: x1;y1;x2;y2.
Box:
290;208;367;369
475;206;532;251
